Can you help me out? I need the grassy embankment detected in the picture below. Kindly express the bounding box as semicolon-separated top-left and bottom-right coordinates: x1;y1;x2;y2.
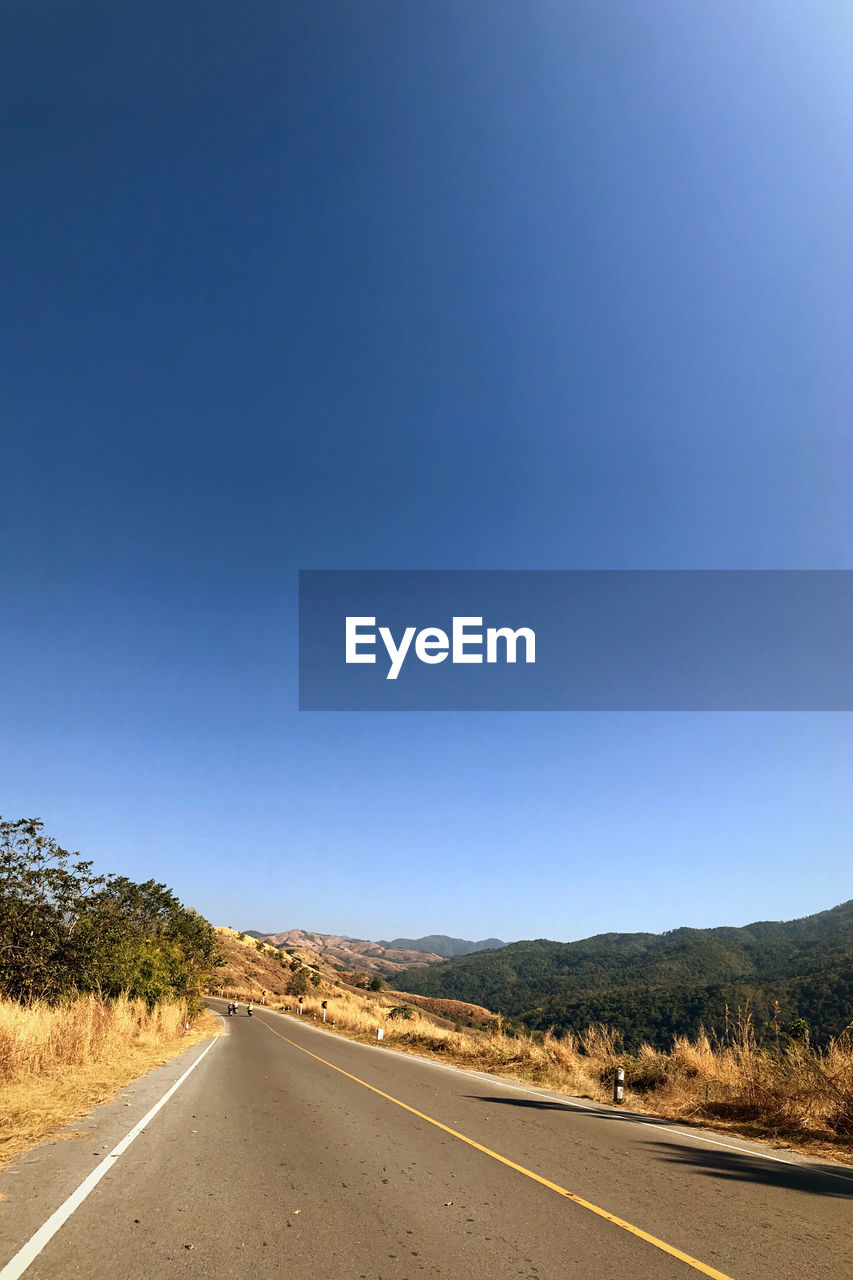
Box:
0;996;219;1164
271;993;853;1162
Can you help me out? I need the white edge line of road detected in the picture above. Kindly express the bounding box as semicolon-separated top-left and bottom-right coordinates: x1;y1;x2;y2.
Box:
0;1036;220;1280
233;1000;853;1188
403;1046;853;1186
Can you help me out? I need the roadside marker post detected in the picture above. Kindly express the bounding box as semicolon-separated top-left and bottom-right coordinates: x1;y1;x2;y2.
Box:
377;1027;384;1041
613;1067;625;1104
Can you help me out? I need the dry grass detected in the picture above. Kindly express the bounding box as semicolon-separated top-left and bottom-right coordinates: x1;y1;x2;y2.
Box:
277;995;853;1162
0;996;219;1164
629;1021;853;1157
386;990;496;1028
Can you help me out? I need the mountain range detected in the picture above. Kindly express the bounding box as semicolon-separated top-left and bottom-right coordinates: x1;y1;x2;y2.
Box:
242;929;506;975
394;901;853;1049
241;929;470;977
376;935;505;957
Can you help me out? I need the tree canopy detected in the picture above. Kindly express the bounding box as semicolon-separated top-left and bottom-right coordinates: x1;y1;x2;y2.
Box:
0;817;220;1007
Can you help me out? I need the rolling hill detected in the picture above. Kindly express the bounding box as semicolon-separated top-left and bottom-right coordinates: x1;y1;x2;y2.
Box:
377;935;506;957
210;928;496;1032
211;927;340;1000
394;901;853;1048
247;929;445;976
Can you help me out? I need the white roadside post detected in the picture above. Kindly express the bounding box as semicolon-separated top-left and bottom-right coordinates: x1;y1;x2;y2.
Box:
613;1067;625;1104
377;1027;384;1041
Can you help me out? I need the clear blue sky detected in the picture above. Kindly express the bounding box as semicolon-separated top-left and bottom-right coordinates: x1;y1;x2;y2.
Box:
1;2;850;942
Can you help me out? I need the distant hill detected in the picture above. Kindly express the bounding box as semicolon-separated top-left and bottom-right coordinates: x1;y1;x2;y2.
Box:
212;927;329;1001
244;928;506;975
253;929;445;977
394;901;853;1049
377;935;506;958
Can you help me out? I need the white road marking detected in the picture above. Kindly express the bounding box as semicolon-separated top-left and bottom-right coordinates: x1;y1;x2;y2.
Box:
0;1037;219;1280
491;1082;853;1184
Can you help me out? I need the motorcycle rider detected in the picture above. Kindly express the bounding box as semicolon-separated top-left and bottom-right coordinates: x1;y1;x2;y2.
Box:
247;1001;254;1017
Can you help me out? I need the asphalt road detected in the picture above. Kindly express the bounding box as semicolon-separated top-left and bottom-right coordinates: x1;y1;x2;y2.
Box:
1;998;851;1280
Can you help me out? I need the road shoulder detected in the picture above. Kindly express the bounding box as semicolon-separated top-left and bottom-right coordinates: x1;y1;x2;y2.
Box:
0;1027;223;1271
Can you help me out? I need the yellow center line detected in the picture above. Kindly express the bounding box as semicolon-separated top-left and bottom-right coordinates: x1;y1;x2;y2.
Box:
255;1015;735;1280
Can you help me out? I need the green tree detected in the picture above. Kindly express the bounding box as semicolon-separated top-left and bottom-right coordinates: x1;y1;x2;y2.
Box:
0;817;220;1008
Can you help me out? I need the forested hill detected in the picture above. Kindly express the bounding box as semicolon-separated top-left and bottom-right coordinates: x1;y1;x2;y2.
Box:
377;935;505;957
394;901;853;1048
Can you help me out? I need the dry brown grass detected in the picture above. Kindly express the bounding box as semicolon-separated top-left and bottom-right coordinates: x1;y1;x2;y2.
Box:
386;990;496;1028
275;995;853;1161
629;1021;853;1157
0;996;219;1164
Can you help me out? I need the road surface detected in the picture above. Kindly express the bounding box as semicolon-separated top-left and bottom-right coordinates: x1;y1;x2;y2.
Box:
1;998;851;1279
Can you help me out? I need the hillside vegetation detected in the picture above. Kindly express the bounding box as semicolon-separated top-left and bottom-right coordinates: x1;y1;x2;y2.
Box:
212;927;332;1000
396;901;853;1048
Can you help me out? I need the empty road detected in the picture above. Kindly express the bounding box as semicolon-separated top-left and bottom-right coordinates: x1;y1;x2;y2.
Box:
1;999;851;1279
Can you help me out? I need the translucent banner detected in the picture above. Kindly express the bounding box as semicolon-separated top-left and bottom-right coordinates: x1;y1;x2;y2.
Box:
298;571;853;711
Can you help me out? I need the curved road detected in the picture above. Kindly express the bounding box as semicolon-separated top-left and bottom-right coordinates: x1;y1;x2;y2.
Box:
1;999;851;1279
